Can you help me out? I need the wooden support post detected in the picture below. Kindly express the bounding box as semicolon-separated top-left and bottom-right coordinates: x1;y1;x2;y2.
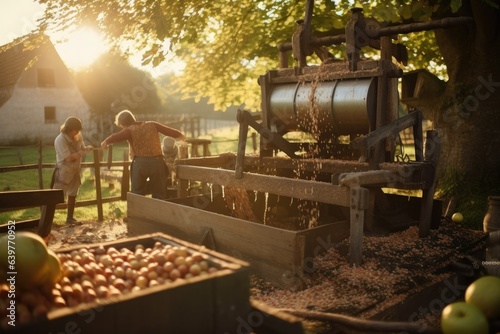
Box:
419;130;440;237
121;149;130;200
191;142;199;157
251;132;257;154
37;204;56;238
413;109;424;162
371;73;388;169
349;186;369;266
202;142;211;157
279;50;289;69
38;139;43;189
179;144;189;159
16;147;23;165
93;150;104;222
235;112;249;179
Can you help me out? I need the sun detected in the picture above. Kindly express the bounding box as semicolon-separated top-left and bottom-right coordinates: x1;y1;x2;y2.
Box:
54;27;108;70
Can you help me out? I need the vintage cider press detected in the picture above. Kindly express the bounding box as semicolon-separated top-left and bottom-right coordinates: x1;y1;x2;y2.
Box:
235;0;472;177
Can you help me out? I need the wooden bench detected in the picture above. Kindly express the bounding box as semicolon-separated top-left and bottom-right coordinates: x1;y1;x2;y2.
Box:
0;189;65;239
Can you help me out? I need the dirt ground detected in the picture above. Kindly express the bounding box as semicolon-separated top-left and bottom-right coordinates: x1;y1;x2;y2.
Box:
46;219;128;250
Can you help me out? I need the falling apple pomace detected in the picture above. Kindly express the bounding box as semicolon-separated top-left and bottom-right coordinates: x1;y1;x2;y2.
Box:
465;275;500;319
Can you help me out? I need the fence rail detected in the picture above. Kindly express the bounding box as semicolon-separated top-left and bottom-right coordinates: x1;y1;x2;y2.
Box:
0;132;256;221
0;143;130;222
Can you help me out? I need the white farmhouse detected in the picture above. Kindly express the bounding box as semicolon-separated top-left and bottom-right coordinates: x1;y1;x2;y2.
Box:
0;34;91;145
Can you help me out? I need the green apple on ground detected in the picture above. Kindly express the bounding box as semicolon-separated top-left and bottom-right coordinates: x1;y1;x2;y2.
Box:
441;302;488;334
465;275;500;319
451;212;464;223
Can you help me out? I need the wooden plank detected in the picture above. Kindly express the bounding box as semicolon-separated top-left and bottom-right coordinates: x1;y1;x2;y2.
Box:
351;111;419;156
338;170;402;187
239;156;430;182
0;219;38;233
54;196;122;210
93;150;104;221
0;189;64;210
179;154;432;189
0;189;64;238
176;155;232;167
349;187;370;266
176;166;351;207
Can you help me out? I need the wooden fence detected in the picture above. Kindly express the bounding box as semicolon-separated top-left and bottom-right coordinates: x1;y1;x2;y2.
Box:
0;132;259;222
0;145;130;222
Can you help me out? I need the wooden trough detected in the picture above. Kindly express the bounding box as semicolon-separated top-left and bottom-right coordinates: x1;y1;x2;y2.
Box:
128;192;349;290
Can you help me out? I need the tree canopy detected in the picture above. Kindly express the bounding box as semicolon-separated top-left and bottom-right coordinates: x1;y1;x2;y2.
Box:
74;53;162;116
37;0;464;111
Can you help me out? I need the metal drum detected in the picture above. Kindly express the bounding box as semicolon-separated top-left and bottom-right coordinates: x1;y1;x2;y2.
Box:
268;78;377;137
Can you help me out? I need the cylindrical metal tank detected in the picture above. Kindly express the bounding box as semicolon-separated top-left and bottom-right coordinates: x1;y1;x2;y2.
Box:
268;78;377;137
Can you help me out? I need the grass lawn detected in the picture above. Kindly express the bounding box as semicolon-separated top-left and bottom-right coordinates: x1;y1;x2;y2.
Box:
0;143;130;227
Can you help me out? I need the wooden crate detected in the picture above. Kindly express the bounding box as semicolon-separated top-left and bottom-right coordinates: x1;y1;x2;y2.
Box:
10;233;251;334
127;193;350;290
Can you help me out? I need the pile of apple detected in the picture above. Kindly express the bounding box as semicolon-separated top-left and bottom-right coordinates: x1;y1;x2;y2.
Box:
1;232;219;328
441;275;500;334
54;240;219;305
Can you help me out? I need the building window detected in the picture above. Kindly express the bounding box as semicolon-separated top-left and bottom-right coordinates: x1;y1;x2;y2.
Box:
44;106;56;123
37;68;55;87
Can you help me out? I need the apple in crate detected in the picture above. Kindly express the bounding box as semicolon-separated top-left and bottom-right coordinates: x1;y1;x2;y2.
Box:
465;275;500;319
441;302;488;334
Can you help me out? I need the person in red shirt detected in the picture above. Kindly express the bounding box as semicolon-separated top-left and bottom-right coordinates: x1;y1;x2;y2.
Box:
101;110;185;199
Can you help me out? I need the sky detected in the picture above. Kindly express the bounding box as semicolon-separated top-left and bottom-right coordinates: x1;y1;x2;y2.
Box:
0;0;183;75
0;0;44;46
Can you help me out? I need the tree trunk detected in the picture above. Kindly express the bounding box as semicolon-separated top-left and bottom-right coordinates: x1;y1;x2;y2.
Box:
427;0;500;189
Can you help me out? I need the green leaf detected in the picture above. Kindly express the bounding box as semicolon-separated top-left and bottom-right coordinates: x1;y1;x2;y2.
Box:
450;0;463;13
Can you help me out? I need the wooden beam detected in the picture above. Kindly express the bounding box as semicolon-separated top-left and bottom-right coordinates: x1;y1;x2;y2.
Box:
338;170;403;188
350;111;419;157
0;189;64;238
349;187;369;266
0;189;64;210
176;166;351;207
0;219;38;233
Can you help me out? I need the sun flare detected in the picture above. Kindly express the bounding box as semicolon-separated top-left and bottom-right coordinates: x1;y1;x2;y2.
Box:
54;27;108;70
